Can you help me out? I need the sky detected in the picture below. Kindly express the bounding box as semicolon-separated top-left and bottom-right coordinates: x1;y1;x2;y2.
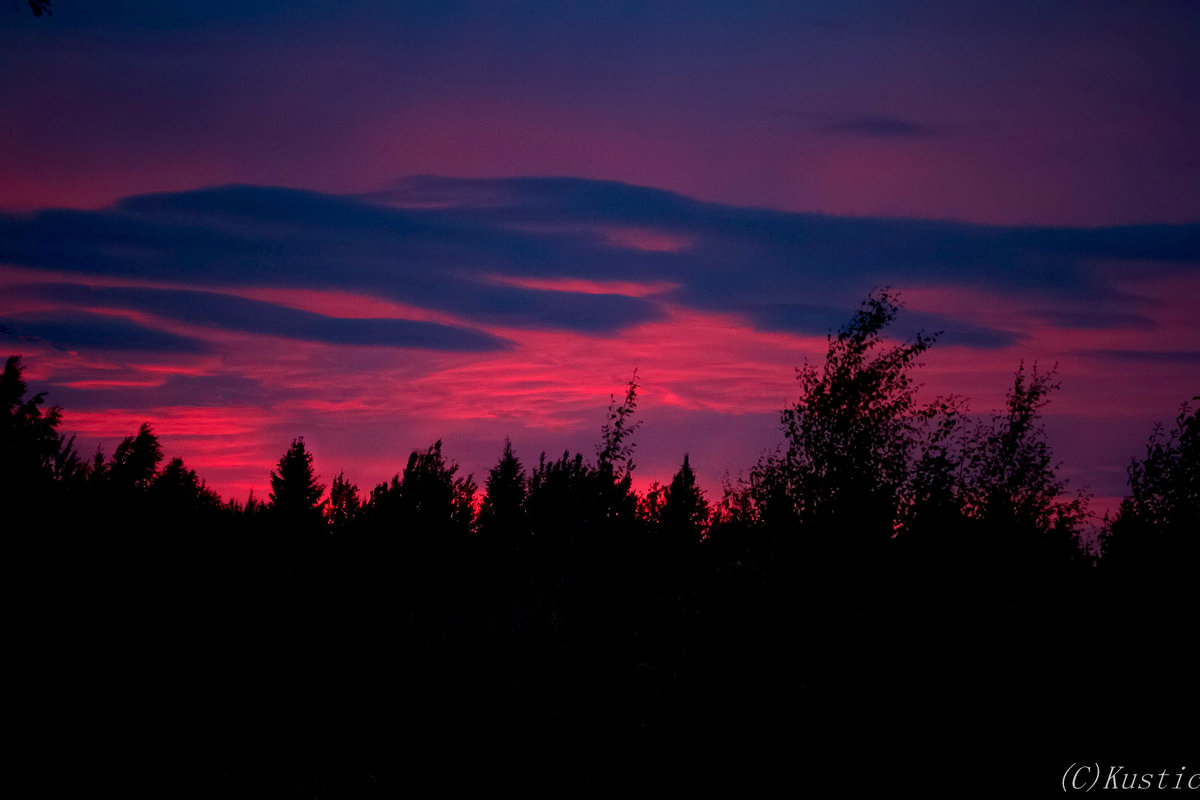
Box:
2;0;1198;519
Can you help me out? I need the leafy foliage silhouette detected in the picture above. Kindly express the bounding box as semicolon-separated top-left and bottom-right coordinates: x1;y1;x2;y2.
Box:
745;290;942;547
1;356;83;495
598;369;642;478
1102;397;1199;573
959;362;1090;566
109;422;164;491
327;470;361;532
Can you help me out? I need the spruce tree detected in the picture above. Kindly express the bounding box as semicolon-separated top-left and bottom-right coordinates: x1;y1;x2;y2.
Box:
479;438;527;540
268;437;326;526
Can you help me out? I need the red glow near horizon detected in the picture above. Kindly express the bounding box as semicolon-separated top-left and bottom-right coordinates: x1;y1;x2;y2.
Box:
5;247;1194;524
18;283;1170;525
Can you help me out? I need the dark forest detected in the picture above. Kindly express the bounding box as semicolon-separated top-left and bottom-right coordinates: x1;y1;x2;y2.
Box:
7;292;1197;795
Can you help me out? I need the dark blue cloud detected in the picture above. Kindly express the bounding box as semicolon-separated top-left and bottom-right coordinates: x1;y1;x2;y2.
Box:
373;176;1200;284
8;284;510;351
0;184;662;333
2;177;1196;352
0;311;209;354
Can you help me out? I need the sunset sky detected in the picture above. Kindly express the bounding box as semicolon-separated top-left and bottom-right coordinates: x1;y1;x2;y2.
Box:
2;1;1197;518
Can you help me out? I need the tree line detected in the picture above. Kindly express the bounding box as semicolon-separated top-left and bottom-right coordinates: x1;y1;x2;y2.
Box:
5;291;1196;793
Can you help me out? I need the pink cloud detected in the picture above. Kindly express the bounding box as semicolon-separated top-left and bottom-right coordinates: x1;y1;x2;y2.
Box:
481;274;677;297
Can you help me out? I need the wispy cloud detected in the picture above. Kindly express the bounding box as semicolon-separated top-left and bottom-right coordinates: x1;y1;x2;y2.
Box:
0;311;210;354
3;177;1196;509
821;115;940;138
4;177;1196;358
7;283;510;352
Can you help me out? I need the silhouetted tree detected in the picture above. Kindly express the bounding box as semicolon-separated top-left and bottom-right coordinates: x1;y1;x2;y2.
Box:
660;454;710;545
639;480;665;527
525;373;644;546
594;372;641;529
899;393;971;547
268;437;326;527
403;440;476;538
478;438;527;542
598;370;641;479
753;290;940;548
149;457;221;515
1;355;87;555
327;470;361;533
527;450;596;539
108;423;164;491
960;363;1089;565
710;471;767;531
1;355;83;492
1101;397;1198;572
242;489;262;516
364;441;476;546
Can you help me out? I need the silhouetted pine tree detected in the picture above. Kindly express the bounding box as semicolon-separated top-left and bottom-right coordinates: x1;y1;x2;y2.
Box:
268;437;326;528
661;454;710;546
149;456;221;517
478;437;527;544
